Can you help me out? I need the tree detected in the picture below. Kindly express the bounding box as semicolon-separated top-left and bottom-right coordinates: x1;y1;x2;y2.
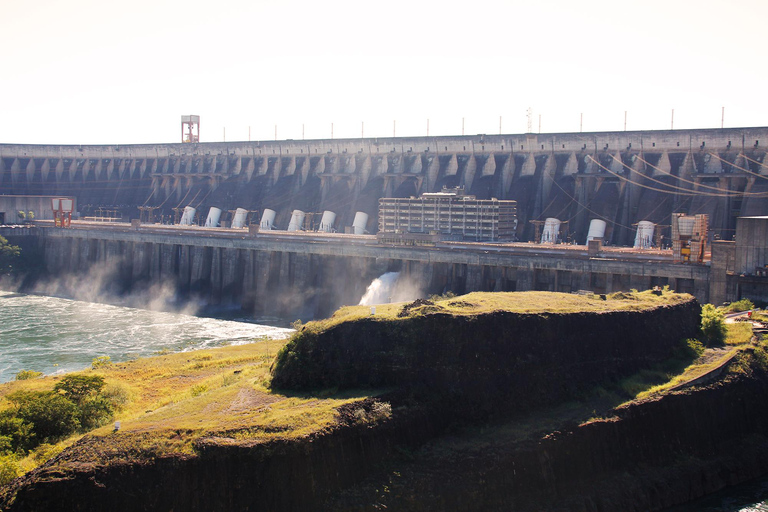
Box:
5;390;80;443
0;235;20;275
54;374;114;430
54;374;106;404
701;304;727;346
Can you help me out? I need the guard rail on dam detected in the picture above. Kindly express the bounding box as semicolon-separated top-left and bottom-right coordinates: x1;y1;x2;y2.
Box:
1;127;767;246
9;223;711;319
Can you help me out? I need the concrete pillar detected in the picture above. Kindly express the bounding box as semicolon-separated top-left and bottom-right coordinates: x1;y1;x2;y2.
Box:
189;246;210;293
517;267;534;291
131;242;150;282
462;155;478;191
444;154;459;179
159;244;176;281
629;274;652;292
562;153;578;176
465;264;483;292
255;156;269;177
652;151;673;176
149;243;161;280
177;245;191;292
78;239;91;272
297;156;311;187
520;154;536;177
281;156;296;178
252;250;274;314
210;247;223;304
241;250;257;310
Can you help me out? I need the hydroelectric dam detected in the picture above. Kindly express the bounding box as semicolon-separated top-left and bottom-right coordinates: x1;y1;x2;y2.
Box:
2;126;768;315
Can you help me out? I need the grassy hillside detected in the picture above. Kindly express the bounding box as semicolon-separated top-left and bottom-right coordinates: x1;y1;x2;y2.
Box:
0;289;755;492
312;289;691;331
0;338;376;482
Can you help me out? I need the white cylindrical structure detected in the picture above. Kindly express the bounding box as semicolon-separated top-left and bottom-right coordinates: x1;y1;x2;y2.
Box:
677;216;695;236
204;207;222;228
541;218;561;243
179;206;196;226
586;219;607;243
352;211;369;235
634;220;655;249
319;210;336;233
231;208;248;229
287;209;306;232
260;209;276;230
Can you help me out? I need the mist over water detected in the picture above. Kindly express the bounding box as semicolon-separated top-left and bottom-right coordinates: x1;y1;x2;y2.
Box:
0;291;293;383
358;272;422;306
19;259;202;317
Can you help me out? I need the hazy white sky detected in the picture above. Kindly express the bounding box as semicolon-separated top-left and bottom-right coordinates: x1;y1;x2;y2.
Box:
1;0;765;145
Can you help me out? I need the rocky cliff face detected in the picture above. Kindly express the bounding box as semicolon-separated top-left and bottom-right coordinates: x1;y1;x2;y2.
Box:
331;350;768;511
272;299;701;418
6;297;767;512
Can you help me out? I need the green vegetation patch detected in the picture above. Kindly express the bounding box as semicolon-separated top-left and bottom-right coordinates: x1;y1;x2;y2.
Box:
312;289;690;332
0;337;377;485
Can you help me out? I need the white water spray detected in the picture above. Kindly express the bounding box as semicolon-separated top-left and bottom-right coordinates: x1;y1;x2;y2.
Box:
358;272;423;306
359;272;400;305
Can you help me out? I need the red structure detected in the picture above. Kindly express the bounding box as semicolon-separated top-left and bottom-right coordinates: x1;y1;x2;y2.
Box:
181;115;200;143
52;198;73;227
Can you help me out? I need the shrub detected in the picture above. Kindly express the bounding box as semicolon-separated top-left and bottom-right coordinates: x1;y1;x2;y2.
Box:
14;370;43;381
6;391;80;443
54;374;106;403
190;384;208;397
30;443;63;464
91;355;112;369
724;299;755;313
54;375;114;431
0;413;34;454
0;454;21;486
77;394;114;430
102;383;131;411
370;401;392;421
701;304;727;346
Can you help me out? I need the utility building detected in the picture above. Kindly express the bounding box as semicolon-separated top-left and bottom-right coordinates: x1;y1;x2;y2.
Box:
378;187;517;243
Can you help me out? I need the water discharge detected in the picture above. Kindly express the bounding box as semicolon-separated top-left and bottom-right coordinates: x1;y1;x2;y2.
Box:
0;291;293;383
358;272;422;306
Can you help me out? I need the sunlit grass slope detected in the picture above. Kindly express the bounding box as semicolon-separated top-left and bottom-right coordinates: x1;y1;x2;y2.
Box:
309;289;691;332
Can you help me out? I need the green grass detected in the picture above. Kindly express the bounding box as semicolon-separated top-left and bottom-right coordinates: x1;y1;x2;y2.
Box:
0;338;374;478
725;321;754;346
312;289;689;332
721;299;755;313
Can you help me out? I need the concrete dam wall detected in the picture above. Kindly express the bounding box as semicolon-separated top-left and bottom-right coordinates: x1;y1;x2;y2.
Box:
29;226;711;319
2;127;768;244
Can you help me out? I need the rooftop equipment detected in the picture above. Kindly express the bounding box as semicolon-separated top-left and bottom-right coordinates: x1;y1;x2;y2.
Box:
231;208;248;229
586;219;607;244
319;211;336;233
260;209;276;230
179;206;196;226
287;210;306;232
541;218;561;244
204;207;222;228
352;211;369;235
634;221;655;249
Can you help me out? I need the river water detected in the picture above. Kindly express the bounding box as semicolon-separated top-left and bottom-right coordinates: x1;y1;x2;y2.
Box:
0;291;293;383
662;477;768;511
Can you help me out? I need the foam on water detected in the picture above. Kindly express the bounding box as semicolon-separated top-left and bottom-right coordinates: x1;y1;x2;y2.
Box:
0;291;293;383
